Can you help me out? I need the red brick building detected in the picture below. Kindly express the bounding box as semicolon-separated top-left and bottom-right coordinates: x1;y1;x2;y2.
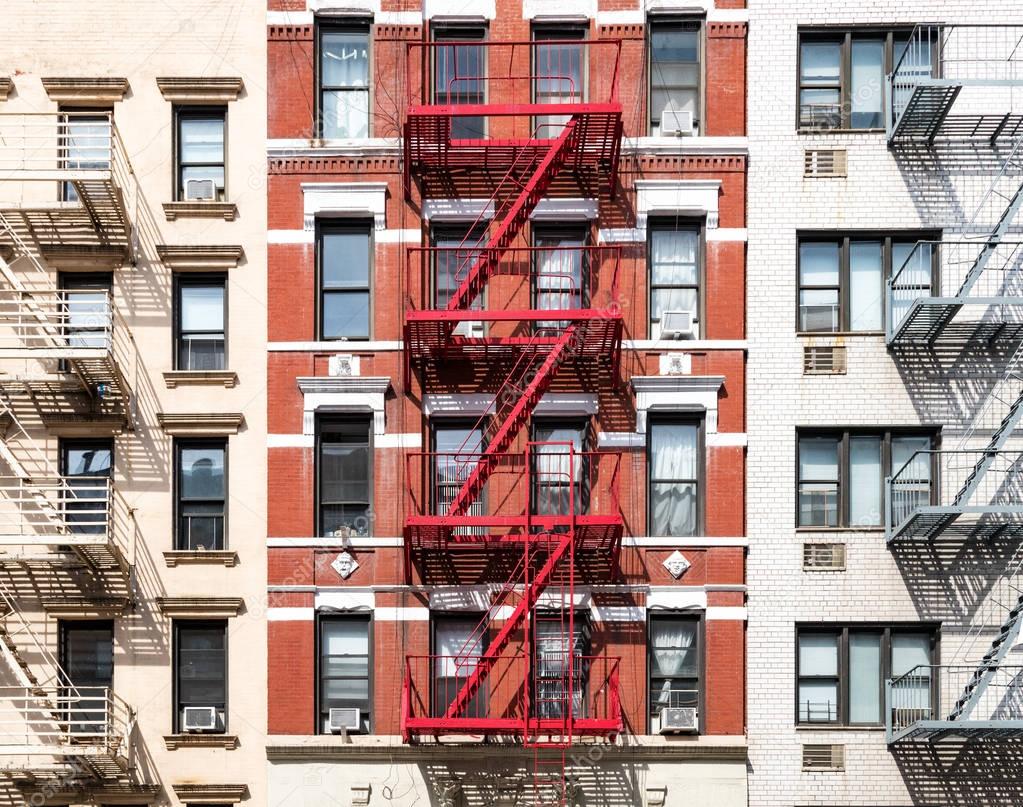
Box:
265;1;747;802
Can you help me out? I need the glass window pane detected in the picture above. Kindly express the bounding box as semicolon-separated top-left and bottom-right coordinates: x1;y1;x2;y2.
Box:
799;679;838;722
800;242;840;286
322;231;370;287
180;446;225;499
321;90;370;139
801;41;841;86
849;241;882;331
322;620;369;656
650;482;697;537
799;632;839;676
650;422;698;479
851;39;884;128
650;228;698;286
323;291;370;339
180;117;224;164
650;619;698;677
321;31;369;88
324;678;370;701
849;631;882;722
849;436;882;527
180;285;224;332
799;438;838;482
64;445;112;477
892;633;931;677
799;288;839;332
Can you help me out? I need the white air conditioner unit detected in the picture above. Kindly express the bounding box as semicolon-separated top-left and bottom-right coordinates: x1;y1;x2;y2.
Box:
659;706;698;734
184;178;216;201
182;706;218;732
660;108;694;137
329;707;362;733
659;310;697;339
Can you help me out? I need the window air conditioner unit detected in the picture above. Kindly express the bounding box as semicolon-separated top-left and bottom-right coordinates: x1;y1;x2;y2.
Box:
659;310;696;339
184;178;216;201
182;706;218;732
659;706;698;734
660;108;694;137
329;707;362;733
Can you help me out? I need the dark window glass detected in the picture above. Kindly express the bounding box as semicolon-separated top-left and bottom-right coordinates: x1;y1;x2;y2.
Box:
432;615;487;719
649;222;700;338
532;419;589;518
533;25;586;135
319;223;371;339
318;419;371;537
318;24;370;138
60;438;113;536
319;615;371;733
432;420;486;537
176;109;225;201
59;620;113;736
648;419;700;537
533;614;590;719
433;26;487;139
650;22;701;135
176;440;226;550
649;615;700;732
431;224;485;333
176;276;225;370
174;621;227;733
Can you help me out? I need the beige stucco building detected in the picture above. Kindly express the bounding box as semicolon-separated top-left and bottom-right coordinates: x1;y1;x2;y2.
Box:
0;3;267;805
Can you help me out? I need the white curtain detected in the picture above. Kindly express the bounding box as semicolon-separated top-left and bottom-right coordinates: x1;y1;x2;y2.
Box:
650;423;698;536
650;619;696;677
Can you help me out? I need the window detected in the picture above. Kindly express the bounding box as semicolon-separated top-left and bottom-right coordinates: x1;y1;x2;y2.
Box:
60;438;113;535
798;234;936;332
533;224;587;331
317;22;370;138
318;615;371;734
318;221;371;340
174;620;227;733
649;20;701;135
533;25;586;135
649;614;700;733
60;110;111;202
648;417;701;537
432;223;485;336
432;614;487;718
798;30;933;130
432;420;486;536
533;613;590;718
175;108;225;201
649;220;700;339
175;275;225;370
318;418;371;537
175;440;226;550
59;620;113;736
797;626;935;725
59;273;112;354
531;418;589;518
433;25;487;139
797;429;934;529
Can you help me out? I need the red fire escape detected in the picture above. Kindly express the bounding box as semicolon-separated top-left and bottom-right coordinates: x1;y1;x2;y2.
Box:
399;37;625;791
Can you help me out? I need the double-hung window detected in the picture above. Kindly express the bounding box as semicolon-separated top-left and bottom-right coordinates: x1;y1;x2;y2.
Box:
533;224;587;332
533;25;586;135
533;614;590;719
318;615;371;733
318;22;370;138
175;108;226;201
798;30;933;130
432;614;487;718
648;417;702;537
797;626;935;725
60;110;111;203
649;614;701;733
798;234;937;333
175;440;226;550
433;25;487;139
649;20;701;136
318;221;371;340
797;429;934;529
532;419;589;519
59;620;113;736
318;418;371;537
432;223;486;336
175;275;226;371
649;220;700;339
60;438;113;536
174;620;227;733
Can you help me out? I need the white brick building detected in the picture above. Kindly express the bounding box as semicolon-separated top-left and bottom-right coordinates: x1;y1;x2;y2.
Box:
748;5;1023;806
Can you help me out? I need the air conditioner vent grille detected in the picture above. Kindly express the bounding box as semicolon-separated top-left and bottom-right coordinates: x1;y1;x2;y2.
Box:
803;542;846;570
802;744;845;770
804;149;848;178
804;345;847;375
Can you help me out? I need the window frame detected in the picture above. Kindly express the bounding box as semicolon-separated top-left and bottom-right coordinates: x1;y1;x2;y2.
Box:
314;18;372;139
531;22;588;135
173;106;227;202
316;219;373;341
794;624;939;727
58;107;113;203
531;221;591;316
796;231;940;334
430;611;488;718
172;619;228;734
647;611;704;734
795;427;939;531
173;438;228;551
647;17;704;136
530;609;592;720
316;416;373;538
647;217;704;339
58;436;114;536
173;273;227;371
530;416;591;518
316;612;373;735
646;413;705;537
431;22;489;138
796;27;935;132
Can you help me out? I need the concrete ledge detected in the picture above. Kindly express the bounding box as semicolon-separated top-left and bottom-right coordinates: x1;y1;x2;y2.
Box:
165;733;239;750
163;201;238;221
164;549;238;567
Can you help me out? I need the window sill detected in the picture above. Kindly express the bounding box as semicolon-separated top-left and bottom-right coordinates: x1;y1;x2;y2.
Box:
795;724;885;732
797;331;884;338
795;526;885;533
163;550;238;567
797;128;886;136
164;201;238;221
164;733;238;750
163;370;238;389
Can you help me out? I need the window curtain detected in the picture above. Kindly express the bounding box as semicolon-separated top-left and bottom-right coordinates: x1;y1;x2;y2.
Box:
650;229;698;330
650;619;696;677
650;423;698;536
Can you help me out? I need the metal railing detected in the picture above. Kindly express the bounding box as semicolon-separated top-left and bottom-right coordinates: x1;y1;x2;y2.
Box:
0;686;132;751
886;663;1023;741
0;475;131;545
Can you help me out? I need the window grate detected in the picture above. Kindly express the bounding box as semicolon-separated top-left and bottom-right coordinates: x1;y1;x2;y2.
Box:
802;744;845;770
803;542;846;570
803;345;847;375
804;149;847;178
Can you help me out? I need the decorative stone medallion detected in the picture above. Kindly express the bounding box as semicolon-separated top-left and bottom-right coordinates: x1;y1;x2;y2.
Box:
331;551;360;580
663;550;691;579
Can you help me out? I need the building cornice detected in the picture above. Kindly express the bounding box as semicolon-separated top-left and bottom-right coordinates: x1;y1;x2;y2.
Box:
622;136;748;156
0;78;12;101
296;376;391;395
157;597;245;618
157;244;245;270
42;77;129;104
157;77;244;103
163;201;238;221
267;138;402;158
157;412;245;435
171;784;248;803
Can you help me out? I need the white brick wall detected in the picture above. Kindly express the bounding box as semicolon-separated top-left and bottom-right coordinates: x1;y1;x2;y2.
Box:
748;5;1023;806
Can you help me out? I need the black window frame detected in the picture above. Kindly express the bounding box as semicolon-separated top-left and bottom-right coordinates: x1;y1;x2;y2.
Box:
531;610;592;720
648;17;703;136
430;612;489;719
795;624;939;727
173;619;228;734
316;416;372;538
316;612;373;734
58;107;113;203
59;436;114;536
316;219;373;341
531;221;591;320
173;273;227;371
648;217;704;339
796;28;935;132
174;438;227;551
646;414;705;537
530;416;591;519
647;612;704;734
796;427;939;530
315;18;372;139
431;23;488;139
796;231;940;334
174;106;227;202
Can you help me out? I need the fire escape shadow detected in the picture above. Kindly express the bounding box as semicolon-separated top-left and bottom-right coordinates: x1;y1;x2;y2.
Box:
891;739;1023;805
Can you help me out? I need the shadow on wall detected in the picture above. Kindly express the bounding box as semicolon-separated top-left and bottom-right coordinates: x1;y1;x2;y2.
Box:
892;739;1023;806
